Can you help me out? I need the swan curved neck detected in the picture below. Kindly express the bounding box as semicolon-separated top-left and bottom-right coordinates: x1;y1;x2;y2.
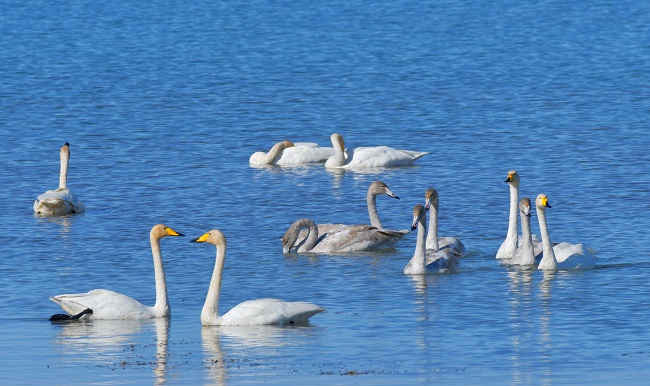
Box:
59;150;69;189
536;207;557;270
264;142;287;164
325;137;346;167
151;234;169;317
367;191;382;228
426;203;439;250
296;219;319;252
202;243;226;325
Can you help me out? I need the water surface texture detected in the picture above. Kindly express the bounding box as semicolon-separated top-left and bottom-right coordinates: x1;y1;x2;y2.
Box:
1;0;649;384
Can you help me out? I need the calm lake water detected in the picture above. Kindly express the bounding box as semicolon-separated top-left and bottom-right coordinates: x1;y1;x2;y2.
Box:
1;0;649;384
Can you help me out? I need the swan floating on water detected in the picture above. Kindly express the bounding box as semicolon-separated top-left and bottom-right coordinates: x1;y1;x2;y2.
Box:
191;229;325;325
49;224;184;320
424;187;465;256
34;142;85;216
324;133;428;168
249;140;334;166
283;181;408;253
404;204;459;275
535;194;597;270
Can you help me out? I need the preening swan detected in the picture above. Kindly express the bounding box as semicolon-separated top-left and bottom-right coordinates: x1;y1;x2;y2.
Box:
34;142;85;216
49;224;184;320
535;194;597;270
283;218;407;253
424;187;465;256
285;181;408;253
249;140;334;166
191;229;325;326
510;198;538;266
404;204;459;275
324;133;428;168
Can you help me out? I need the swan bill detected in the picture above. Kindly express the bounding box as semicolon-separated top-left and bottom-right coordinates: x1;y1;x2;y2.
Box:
191;233;210;243
165;227;185;237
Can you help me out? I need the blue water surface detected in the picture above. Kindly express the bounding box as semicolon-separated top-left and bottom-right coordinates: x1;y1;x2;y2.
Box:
1;0;649;384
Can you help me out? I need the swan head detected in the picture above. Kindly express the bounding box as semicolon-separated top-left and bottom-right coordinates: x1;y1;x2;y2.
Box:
60;142;70;159
151;224;185;239
330;133;345;150
520;197;532;217
411;204;426;231
424;187;439;211
191;229;226;246
535;194;551;210
505;170;520;186
280;140;295;148
370;180;400;200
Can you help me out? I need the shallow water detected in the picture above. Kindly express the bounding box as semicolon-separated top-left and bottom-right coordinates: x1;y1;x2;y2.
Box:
1;0;650;384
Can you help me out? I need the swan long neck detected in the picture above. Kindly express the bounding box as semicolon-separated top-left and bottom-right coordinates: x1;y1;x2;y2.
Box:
264;142;287;164
297;219;319;252
367;191;382;228
536;206;557;270
59;149;69;189
518;211;535;265
325;135;346;167
413;214;427;273
151;234;169;317
426;202;439;251
202;242;226;324
506;183;519;243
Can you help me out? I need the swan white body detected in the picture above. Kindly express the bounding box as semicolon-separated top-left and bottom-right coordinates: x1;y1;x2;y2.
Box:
324;133;428;168
535;194;596;270
192;229;325;326
404;204;459;275
34;143;85;215
49;225;184;319
510;198;538;266
424;187;465;256
249;140;334;166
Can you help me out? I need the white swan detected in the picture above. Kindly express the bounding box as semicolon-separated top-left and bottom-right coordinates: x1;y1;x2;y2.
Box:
510;198;538;266
249;140;334;166
324;133;428;168
424;187;465;256
535;194;597;270
34;142;85;216
49;224;184;320
282;218;407;253
404;204;459;275
191;229;325;326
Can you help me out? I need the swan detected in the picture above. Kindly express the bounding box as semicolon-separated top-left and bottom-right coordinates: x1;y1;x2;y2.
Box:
404;204;459;275
324;133;428;168
283;218;407;253
535;194;597;270
49;224;184;320
249;140;334;166
191;229;325;325
510;198;538;266
424;187;465;256
34;142;85;215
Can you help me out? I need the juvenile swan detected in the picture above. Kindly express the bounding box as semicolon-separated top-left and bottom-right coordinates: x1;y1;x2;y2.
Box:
324;133;428;168
34;142;85;215
249;140;334;166
510;198;538;266
192;229;325;325
404;204;459;275
49;224;184;320
535;194;596;270
424;187;465;256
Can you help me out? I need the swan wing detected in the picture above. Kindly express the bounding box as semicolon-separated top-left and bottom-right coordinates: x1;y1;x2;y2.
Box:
437;236;466;256
344;146;428;168
276;145;335;165
219;298;325;325
554;242;597;270
50;289;154;320
310;226;407;253
424;249;460;274
34;188;85;215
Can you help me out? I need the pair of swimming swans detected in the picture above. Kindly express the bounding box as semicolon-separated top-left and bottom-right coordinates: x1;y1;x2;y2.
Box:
282;181;408;253
249;133;428;168
404;203;460;275
34;143;85;216
50;224;324;325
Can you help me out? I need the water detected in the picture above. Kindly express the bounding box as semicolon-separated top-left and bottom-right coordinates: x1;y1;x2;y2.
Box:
1;0;649;384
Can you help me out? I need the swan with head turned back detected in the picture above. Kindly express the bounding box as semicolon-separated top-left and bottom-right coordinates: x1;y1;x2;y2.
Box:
535;194;596;270
249;140;334;166
49;224;184;320
404;204;459;275
510;198;538;266
284;181;408;253
424;187;465;257
324;133;428;169
34;142;85;216
191;229;325;325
